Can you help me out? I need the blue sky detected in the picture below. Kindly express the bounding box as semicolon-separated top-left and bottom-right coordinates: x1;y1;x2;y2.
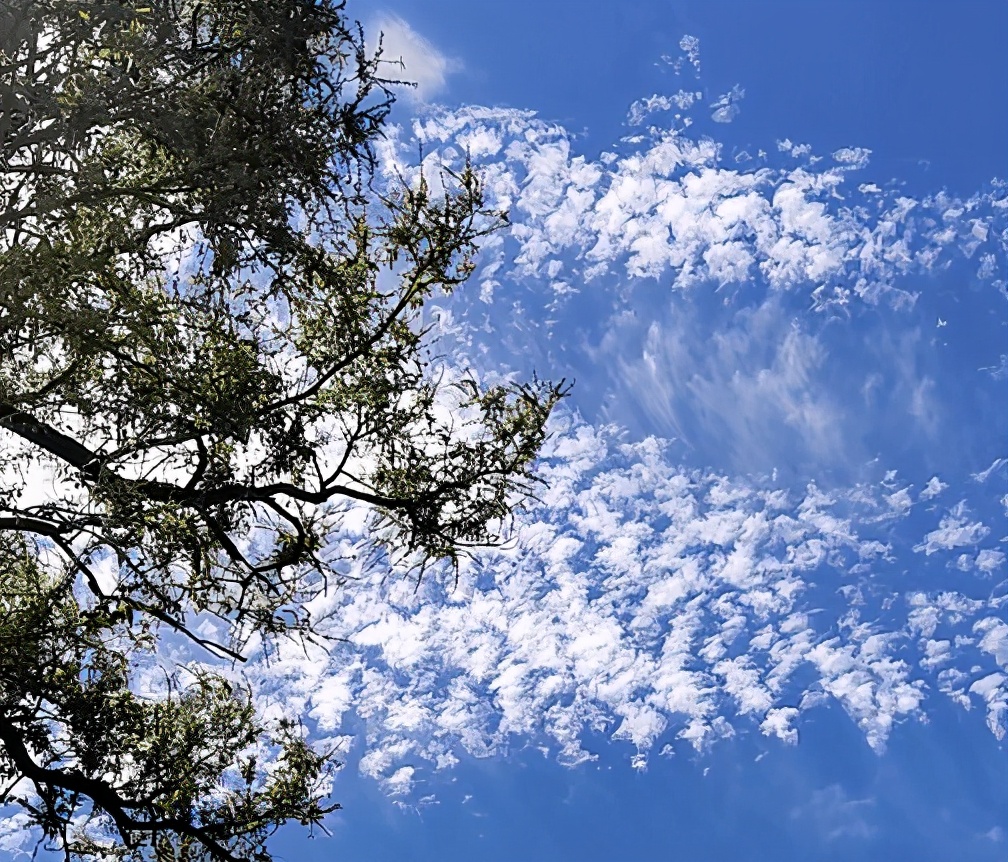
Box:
5;3;1005;861
255;3;1008;860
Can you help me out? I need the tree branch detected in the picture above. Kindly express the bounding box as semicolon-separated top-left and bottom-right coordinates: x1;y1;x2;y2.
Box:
0;714;241;862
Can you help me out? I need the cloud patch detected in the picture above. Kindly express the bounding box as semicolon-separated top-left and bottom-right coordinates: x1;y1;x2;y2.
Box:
368;13;460;103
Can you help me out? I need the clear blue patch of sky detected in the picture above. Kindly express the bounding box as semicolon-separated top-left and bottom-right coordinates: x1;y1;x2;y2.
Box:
295;696;1007;862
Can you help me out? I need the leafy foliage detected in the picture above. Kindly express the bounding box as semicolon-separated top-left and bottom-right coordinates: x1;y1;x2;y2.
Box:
0;1;565;858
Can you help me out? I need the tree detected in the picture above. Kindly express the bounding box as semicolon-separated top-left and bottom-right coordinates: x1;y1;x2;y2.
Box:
0;1;565;858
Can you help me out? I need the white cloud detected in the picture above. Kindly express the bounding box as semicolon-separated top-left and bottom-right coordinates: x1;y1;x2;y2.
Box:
375;97;1008;491
368;14;460;103
975;549;1006;574
975;618;1008;668
920;476;948;501
0;44;1006;862
761;706;800;744
914;503;990;555
919;639;952;670
6;45;1003;834
832;147;872;169
216;402;1008;795
968;672;1007;740
0;811;35;854
596;298;850;474
710;84;745;123
973;458;1007;484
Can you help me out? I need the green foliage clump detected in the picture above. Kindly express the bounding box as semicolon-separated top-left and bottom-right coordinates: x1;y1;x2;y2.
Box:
0;1;565;858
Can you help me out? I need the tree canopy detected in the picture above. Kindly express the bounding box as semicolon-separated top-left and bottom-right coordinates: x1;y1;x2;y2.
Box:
0;1;564;858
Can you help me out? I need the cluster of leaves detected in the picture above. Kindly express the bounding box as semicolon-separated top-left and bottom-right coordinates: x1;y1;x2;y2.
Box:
0;537;334;861
0;1;565;858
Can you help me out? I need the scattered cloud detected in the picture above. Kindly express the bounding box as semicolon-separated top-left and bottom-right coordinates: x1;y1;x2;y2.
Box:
232;54;1008;795
218;408;1007;792
914;503;990;555
832;147;872;170
710;84;745;123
